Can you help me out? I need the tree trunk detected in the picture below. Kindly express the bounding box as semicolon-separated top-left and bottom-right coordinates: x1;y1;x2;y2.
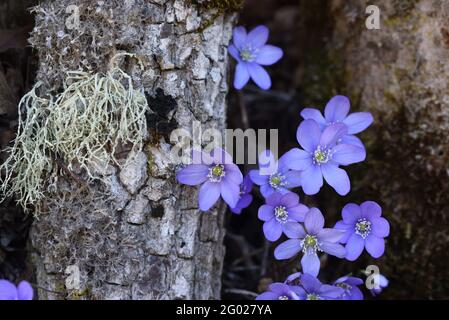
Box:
329;0;449;298
28;0;235;300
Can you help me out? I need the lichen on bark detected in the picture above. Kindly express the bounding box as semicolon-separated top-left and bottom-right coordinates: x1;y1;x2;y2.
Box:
0;64;151;210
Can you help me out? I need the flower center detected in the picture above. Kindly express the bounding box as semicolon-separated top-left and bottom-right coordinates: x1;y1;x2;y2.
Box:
301;234;321;254
274;206;289;223
336;282;352;297
306;293;320;300
355;218;371;239
313;146;332;165
278;295;289;300
208;164;226;183
239;46;258;62
337;282;351;290
269;172;287;190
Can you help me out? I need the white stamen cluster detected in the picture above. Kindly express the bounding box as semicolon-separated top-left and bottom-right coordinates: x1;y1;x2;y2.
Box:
207;164;226;183
239;45;258;62
355;218;371;239
278;295;289;300
274;206;289;223
269;172;287;190
306;293;321;300
300;234;322;254
312;145;332;165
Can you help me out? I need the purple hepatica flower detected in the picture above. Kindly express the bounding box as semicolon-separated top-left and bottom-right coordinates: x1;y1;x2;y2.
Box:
294;273;344;300
249;150;301;198
256;282;299;300
228;25;283;90
0;280;33;300
300;95;373;148
370;274;388;296
176;148;243;211
283;119;366;195
274;208;346;277
333;276;364;300
258;192;308;242
230;175;253;214
334;201;390;261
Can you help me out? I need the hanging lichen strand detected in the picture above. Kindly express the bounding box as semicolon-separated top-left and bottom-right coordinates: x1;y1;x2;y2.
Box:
0;64;150;212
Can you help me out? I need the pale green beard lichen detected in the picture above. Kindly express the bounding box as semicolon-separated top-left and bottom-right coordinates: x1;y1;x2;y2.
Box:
0;57;150;212
0;85;54;208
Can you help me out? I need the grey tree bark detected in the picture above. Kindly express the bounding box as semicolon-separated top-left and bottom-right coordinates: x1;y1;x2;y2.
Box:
27;0;236;299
